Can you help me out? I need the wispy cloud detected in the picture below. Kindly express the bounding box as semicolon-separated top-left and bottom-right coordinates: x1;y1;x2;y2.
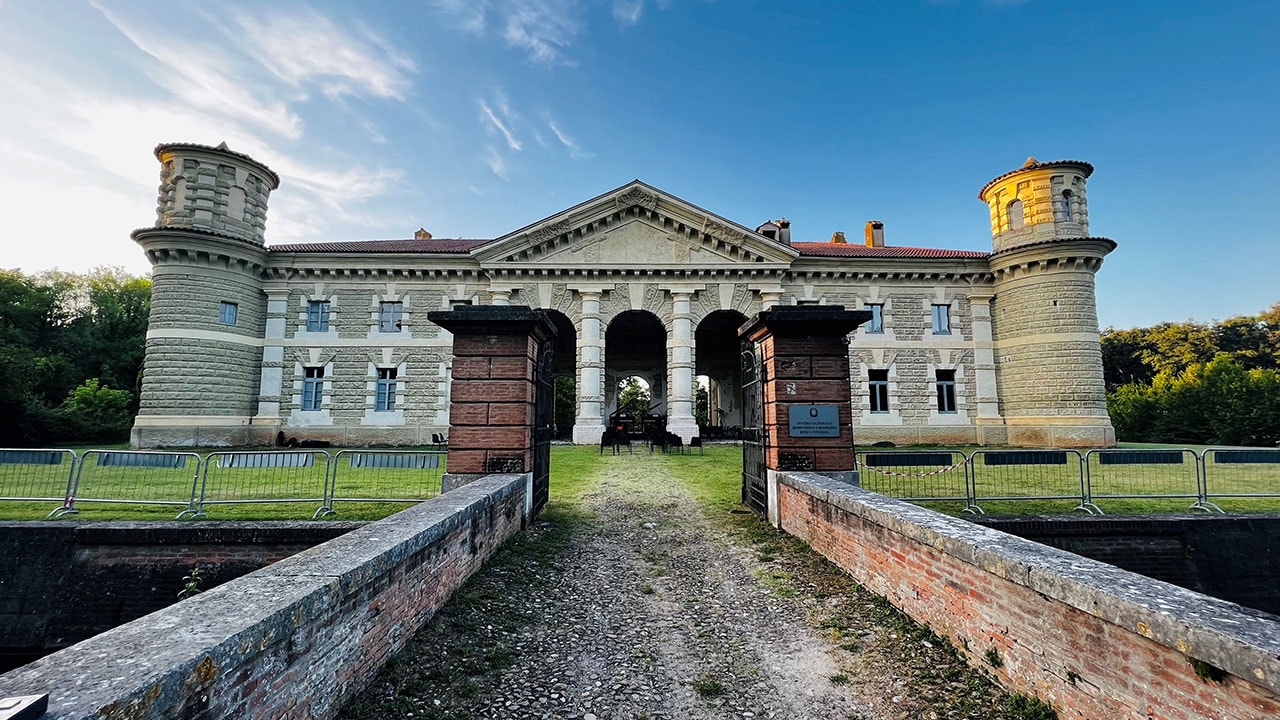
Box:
483;146;510;180
479;96;522;151
544;112;592;160
613;0;645;25
233;10;417;101
431;0;583;65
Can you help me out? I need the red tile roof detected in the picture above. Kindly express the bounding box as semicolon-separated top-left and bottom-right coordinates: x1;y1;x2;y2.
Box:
268;239;494;254
791;243;988;259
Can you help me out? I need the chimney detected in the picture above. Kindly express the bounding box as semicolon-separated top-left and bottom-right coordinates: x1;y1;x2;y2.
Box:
864;220;884;247
414;228;433;240
830;231;847;244
777;218;791;244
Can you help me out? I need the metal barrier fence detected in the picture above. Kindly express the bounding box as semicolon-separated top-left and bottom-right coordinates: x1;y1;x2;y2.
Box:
322;449;446;516
196;451;331;519
1200;448;1280;512
970;449;1090;514
1083;448;1206;513
855;450;971;509
68;450;204;518
0;448;79;517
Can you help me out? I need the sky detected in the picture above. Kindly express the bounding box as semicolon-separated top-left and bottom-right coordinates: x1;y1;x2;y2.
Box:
0;0;1276;330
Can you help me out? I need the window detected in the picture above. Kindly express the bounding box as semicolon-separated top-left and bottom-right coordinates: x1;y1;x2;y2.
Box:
866;304;884;333
375;368;397;412
378;301;403;332
868;369;890;413
301;367;324;411
306;300;330;332
936;369;957;413
1007;198;1025;231
931;304;951;335
219;301;238;325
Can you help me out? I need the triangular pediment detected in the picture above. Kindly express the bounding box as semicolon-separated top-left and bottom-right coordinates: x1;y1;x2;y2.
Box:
472;180;799;268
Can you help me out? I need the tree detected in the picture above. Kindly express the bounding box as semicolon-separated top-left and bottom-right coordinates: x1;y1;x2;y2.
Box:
554;375;576;439
616;377;650;416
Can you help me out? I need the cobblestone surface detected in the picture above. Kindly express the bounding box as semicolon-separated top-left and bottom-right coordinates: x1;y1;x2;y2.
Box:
340;454;1023;720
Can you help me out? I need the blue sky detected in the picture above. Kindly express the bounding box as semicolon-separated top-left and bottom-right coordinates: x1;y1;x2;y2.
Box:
0;0;1275;329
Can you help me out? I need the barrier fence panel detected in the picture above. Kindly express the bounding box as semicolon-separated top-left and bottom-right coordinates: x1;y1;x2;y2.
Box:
323;450;446;516
69;450;203;518
1200;448;1280;512
0;449;79;517
969;450;1090;514
856;450;973;511
196;451;331;518
1083;449;1204;514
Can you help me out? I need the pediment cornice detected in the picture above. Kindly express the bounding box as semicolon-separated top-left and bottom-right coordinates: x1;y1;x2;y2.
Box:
471;180;799;268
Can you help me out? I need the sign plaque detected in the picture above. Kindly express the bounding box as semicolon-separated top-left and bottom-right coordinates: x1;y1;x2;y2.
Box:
787;404;841;437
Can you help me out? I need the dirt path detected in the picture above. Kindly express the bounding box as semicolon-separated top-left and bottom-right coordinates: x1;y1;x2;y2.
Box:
341;451;1027;720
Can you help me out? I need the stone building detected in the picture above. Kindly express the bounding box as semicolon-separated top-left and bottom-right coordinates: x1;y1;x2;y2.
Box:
130;142;1116;449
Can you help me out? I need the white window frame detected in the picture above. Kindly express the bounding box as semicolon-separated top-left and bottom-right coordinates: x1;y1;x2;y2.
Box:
868;369;890;413
866;304;884;334
378;301;404;333
931;304;951;335
375;368;397;412
936;369;957;413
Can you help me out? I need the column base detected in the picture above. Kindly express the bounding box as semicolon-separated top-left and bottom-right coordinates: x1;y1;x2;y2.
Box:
573;422;605;445
666;418;699;443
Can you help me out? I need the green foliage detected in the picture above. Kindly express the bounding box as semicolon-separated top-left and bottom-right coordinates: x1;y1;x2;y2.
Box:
694;381;710;426
1190;658;1228;684
178;566;204;600
0;267;151;445
1005;693;1057;720
1104;303;1280;446
553;375;576;439
984;646;1004;668
616;376;650;416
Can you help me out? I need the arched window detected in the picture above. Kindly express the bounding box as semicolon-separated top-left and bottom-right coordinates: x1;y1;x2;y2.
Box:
227;186;247;220
1007;198;1025;231
1054;190;1073;222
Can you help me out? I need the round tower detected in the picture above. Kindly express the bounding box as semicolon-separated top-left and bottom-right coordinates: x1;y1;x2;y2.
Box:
981;158;1116;448
130;142;279;448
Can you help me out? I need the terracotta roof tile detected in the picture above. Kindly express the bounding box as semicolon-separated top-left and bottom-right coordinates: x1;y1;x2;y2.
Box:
268;239;494;254
791;243;988;259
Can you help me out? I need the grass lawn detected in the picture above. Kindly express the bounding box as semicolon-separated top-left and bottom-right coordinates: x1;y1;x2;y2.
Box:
2;442;1278;521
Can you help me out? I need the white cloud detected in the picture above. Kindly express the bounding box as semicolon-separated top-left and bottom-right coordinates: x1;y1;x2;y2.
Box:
613;0;645;25
484;146;510;180
431;0;583;65
479;98;523;151
233;10;417;101
545;112;592;160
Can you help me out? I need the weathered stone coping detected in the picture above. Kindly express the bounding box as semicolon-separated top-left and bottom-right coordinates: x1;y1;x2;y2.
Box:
780;472;1280;695
0;473;527;719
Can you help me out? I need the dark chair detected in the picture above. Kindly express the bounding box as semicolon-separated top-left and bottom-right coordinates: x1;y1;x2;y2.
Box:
689;436;703;455
666;433;684;455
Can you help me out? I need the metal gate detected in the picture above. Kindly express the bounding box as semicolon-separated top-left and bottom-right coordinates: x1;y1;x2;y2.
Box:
531;337;555;519
741;339;768;514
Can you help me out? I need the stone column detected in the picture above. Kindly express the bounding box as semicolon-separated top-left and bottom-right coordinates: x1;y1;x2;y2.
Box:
427;306;556;491
488;287;513;306
572;289;607;444
740;305;870;522
250;289;289;443
666;290;699;441
968;294;1005;442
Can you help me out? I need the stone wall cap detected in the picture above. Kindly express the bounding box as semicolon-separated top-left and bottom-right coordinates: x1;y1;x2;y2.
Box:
155;142;281;189
978;159;1094;201
427;305;558;340
990;235;1118;259
738;305;872;340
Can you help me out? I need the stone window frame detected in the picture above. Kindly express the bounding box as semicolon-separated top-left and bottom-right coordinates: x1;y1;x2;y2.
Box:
935;369;957;413
930;303;952;336
865;303;885;334
868;368;891;413
301;366;325;411
857;292;895;341
291;357;334;425
857;361;903;427
1007;198;1025;231
219;301;238;326
369;291;412;339
363;360;407;426
927;361;971;426
375;367;398;412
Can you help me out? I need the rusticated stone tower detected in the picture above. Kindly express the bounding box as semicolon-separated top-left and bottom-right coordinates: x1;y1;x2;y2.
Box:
980;159;1116;447
131;142;279;447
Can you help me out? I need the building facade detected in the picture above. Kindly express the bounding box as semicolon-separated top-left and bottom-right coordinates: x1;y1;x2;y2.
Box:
131;143;1117;449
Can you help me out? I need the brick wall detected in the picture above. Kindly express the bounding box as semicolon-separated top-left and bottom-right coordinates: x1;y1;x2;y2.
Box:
777;473;1280;720
0;473;527;719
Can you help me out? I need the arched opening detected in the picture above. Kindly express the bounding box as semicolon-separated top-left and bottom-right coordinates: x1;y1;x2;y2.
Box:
1007;198;1025;231
696;309;749;438
544;309;577;441
1055;190;1074;222
605;310;666;434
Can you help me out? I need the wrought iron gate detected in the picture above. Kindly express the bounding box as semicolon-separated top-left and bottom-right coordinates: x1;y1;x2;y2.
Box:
531;337;555;519
741;339;768;514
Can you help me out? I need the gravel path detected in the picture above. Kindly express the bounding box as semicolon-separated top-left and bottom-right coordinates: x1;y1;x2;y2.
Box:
341;452;1022;720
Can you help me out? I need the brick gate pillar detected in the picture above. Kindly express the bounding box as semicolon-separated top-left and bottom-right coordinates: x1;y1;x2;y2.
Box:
427;306;557;494
739;306;870;522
